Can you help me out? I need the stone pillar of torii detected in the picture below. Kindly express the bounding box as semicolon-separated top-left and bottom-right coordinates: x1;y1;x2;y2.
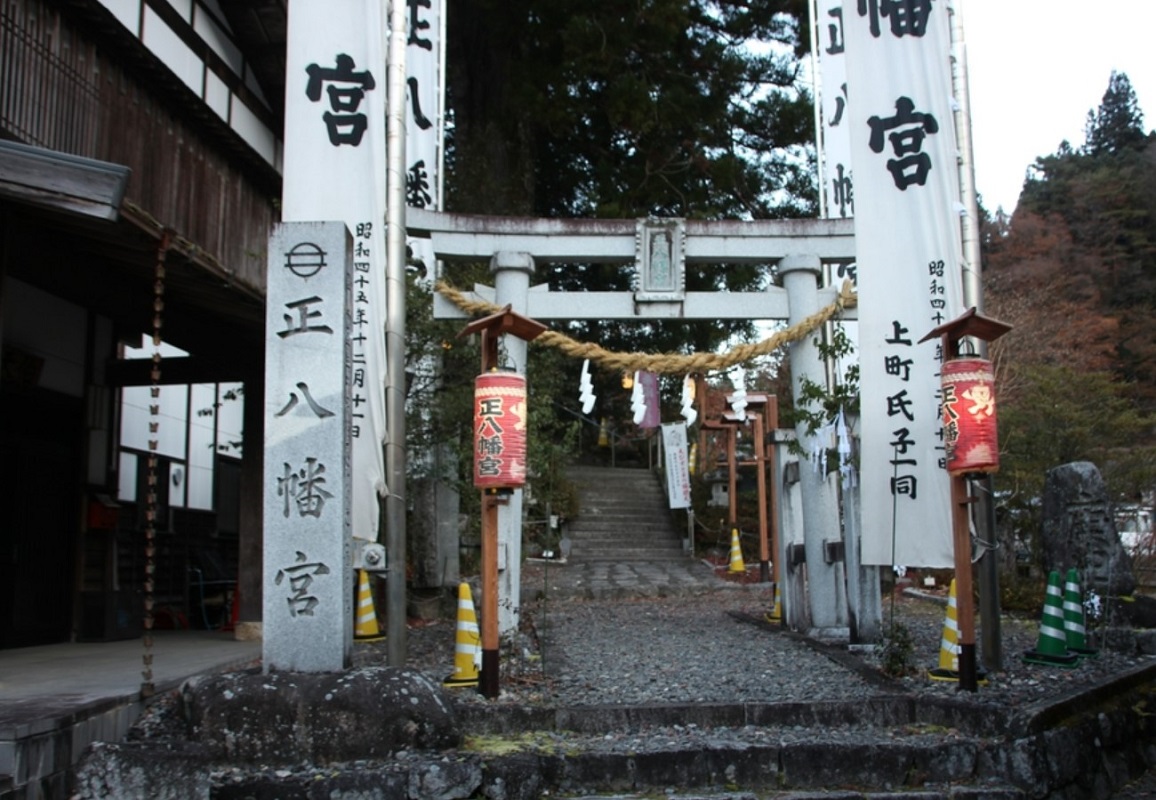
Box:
410;208;877;640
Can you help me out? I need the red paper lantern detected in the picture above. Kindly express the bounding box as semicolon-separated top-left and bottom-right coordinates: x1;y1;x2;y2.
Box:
473;370;528;489
941;357;999;476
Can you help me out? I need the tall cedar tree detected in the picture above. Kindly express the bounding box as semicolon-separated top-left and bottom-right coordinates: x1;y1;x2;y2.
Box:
438;0;816;449
1084;71;1147;157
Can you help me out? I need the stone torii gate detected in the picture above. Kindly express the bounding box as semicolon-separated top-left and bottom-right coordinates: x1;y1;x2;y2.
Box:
408;207;876;639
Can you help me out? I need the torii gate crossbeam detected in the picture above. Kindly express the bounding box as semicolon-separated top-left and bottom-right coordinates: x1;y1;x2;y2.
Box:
409;208;857;322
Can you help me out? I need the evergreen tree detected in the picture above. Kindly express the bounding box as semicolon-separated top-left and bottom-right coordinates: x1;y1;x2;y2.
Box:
985;74;1156;575
1084;71;1147;156
445;0;814;222
436;0;817;462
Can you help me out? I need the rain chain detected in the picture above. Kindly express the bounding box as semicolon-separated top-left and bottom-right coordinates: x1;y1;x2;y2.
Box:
142;231;171;697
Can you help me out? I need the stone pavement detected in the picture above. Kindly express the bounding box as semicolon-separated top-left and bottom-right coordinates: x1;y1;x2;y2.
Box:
1;631;260;799
521;555;750;602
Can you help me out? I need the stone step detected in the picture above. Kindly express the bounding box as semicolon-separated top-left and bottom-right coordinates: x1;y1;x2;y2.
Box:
577;507;670;517
566;527;683;540
567;520;676;533
568;534;684;547
564;464;687;566
569;542;685;553
201;730;1026;799
568;551;690;563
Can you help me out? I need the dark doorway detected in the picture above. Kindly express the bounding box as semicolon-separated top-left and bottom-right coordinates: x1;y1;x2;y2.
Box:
0;385;82;647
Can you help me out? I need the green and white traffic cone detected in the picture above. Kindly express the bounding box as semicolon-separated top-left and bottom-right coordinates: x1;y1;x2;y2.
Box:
1023;570;1080;668
1063;568;1099;658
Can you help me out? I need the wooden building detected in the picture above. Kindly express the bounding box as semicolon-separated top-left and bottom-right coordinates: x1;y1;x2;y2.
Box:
0;0;289;646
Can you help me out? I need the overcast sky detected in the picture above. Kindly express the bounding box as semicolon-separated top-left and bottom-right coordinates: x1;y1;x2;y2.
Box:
963;0;1156;213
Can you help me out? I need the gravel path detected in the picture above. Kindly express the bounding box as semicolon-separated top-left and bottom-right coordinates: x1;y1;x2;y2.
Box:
375;572;1155;713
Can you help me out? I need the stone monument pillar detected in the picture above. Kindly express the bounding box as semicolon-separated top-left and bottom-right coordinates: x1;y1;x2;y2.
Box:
1042;461;1135;599
262;221;354;672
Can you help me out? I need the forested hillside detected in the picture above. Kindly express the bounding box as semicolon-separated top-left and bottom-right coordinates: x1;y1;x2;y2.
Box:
982;72;1156;542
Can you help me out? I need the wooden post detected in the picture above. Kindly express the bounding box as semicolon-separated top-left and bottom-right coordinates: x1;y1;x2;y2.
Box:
457;305;547;699
754;410;770;583
920;308;1012;694
480;492;501;698
765;397;780;592
478;327;501;698
951;474;977;691
727;425;738;532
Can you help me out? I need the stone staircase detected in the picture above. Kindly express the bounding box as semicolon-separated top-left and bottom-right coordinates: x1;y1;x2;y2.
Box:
564;465;688;563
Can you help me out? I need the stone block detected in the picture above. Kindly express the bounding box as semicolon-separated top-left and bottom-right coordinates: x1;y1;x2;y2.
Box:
183;666;460;764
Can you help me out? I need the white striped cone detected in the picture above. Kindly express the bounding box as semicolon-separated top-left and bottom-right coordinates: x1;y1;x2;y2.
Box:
937;579;961;672
1063;569;1087;648
1036;571;1070;656
1023;570;1080;667
1063;568;1098;656
444;583;481;687
353;570;384;642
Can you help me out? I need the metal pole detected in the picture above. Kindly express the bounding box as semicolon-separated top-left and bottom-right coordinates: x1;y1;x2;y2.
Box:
949;0;1001;672
385;0;409;666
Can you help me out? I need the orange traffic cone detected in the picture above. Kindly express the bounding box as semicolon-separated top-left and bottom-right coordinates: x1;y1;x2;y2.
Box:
354;570;384;642
727;528;746;574
444;583;481;687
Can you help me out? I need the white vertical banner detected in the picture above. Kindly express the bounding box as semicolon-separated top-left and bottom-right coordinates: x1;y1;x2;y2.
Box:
815;1;859;390
404;0;445;411
282;0;388;542
660;422;692;510
844;0;965;567
404;0;444;222
816;0;853;222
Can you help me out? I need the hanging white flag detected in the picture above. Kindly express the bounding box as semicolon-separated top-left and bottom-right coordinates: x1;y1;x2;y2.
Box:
282;0;389;542
661;422;692;510
843;0;965;567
